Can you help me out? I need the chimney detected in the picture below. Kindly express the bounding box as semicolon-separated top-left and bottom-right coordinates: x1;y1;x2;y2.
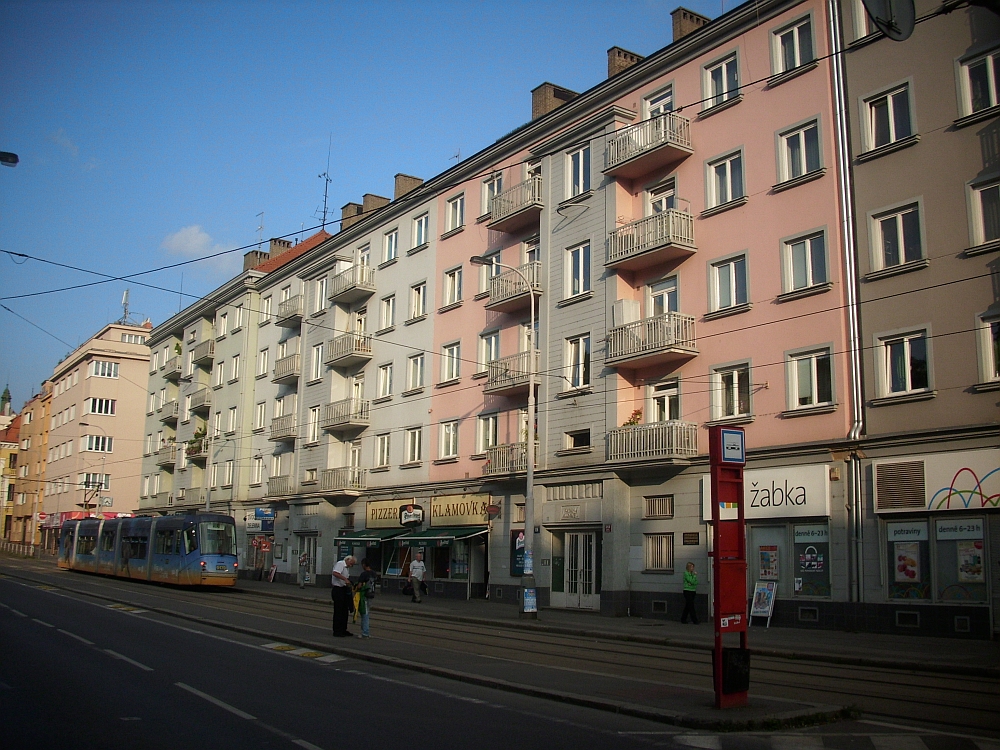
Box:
531;82;579;120
362;193;390;216
243;249;269;271
340;202;363;231
672;7;711;42
608;47;645;78
394;173;423;200
269;237;292;257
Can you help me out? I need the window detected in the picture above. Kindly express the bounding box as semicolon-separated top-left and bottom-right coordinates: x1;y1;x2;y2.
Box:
314;279;327;313
707;152;744;207
280;286;291;303
145;433;154;455
83;435;113;453
185;350;193;376
354;309;367;333
644;533;674;572
227;406;238;433
212;411;222;437
209;463;219;487
567;335;591;389
712;363;751;419
440;421;460;459
218;313;228;337
376;433;391;468
873;204;922;269
410;282;427;319
277;340;288;360
383;229;398;263
649;277;678;316
311;343;324;381
122;333;146;344
865;86;912;150
483;173;503;216
650;381;679;422
413;213;429;248
479;252;501;293
88;398;116;415
82;473;111;491
568;146;590;197
182;395;191;422
446;194;465;232
977;314;1000;383
963;49;1000;114
407;354;425;390
377;363;394;398
648;180;676;214
444;267;463;305
257;348;269;376
251;456;263;485
308;406;321;443
380;295;396;330
405;427;422;463
779;121;820;182
254;401;266;430
479;331;500;372
261;296;272;322
784;232;827;291
213;362;225;387
271;454;282;478
971;179;1000;245
705;53;739;108
646;86;673;117
358;244;371;267
230;354;240;381
565;430;590;448
643;496;674;519
234;304;244;329
788;349;833;408
774;17;813;73
566;243;591;297
712;254;749;310
477;414;498;453
442;342;461;381
223;460;234;487
90;361;119;379
881;331;929;395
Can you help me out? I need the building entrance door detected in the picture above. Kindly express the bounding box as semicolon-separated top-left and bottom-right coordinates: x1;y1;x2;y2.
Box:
297;534;317;585
565;532;598;609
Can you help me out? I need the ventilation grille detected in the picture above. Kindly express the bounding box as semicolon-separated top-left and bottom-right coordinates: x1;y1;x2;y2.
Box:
895;610;920;628
651;600;667;614
546;482;603;501
955;616;971;633
798;606;819;622
875;461;926;510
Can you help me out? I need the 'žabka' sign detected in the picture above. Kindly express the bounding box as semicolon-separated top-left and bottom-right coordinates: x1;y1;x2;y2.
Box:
367;499;409;529
702;465;830;521
431;494;490;526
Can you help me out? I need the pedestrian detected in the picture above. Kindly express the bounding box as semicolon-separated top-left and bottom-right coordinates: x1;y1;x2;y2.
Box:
297;551;309;589
330;555;356;637
356;558;377;638
408;551;426;603
681;561;699;624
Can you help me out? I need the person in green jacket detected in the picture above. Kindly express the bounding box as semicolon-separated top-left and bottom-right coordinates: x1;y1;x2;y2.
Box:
681;562;699;624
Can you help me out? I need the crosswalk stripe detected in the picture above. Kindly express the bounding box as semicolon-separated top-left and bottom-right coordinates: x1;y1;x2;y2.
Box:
260;642;342;663
316;654;346;664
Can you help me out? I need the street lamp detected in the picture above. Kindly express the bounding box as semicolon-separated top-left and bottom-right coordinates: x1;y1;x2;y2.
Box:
470;254;538;619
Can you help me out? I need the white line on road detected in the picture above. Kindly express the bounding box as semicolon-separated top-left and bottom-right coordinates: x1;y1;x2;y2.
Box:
870;736;930;750
8;608;27;617
58;629;95;646
292;741;325;750
104;649;154;672
0;680;12;690
860;720;1000;744
175;682;257;720
31;618;54;627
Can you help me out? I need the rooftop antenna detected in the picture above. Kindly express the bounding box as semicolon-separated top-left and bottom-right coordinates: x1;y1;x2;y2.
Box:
118;288;140;325
316;133;333;229
256;211;265;250
449;148;461;163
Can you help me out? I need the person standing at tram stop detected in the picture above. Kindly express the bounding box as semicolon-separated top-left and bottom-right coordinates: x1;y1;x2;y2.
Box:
681;562;699;625
356;558;377;638
409;551;426;603
297;551;309;589
331;555;356;637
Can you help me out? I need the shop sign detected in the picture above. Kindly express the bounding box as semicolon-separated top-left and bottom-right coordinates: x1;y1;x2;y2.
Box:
793;524;829;543
430;493;490;526
934;518;983;540
367;500;408;529
510;530;526;576
246;519;263;532
701;465;830;521
886;521;928;541
255;508;276;519
758;546;779;580
400;504;424;526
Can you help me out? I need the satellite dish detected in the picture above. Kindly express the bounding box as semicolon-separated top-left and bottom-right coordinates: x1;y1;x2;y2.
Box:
862;0;915;41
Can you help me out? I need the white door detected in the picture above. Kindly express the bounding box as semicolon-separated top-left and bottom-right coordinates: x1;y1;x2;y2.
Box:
565;532;598;609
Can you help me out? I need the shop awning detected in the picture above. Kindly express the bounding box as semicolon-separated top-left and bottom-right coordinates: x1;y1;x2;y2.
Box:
397;526;489;546
334;528;410;544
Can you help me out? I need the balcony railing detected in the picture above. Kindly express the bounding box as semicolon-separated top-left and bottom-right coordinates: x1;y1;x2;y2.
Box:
155;445;178;467
607;210;696;270
607;420;698;462
321;467;367;494
484;350;540;395
191;339;215;365
483;442;538;476
266;475;295;497
190;387;212;412
329;264;377;303
274;294;304;327
485;261;542;313
324;332;373;368
321;398;371;431
185;438;210;461
175;489;206;507
488;175;543;234
606;312;697;368
269;414;297;442
605;112;692;179
162;356;182;380
154;491;172;507
157;399;179;422
272;353;301;384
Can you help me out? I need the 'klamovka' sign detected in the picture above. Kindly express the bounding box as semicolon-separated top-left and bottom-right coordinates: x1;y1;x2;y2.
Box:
701;464;830;521
367;494;492;529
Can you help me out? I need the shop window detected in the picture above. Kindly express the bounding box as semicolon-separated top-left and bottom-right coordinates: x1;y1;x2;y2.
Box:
450;541;470;580
886;520;931;600
934;517;986;602
793;524;830;597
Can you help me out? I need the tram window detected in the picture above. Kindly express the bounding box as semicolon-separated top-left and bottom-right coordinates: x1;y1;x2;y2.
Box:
100;530;116;552
200;522;236;555
123;536;148;560
183;528;197;554
154;530;176;555
78;535;97;555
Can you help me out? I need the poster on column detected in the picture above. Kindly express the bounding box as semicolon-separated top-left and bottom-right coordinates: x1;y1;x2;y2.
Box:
758;546;779;580
893;542;920;583
957;540;984;582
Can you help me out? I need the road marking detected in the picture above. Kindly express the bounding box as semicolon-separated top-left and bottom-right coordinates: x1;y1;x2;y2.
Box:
175;682;256;720
108;603;147;614
8;608;27;617
58;629;95;645
292;741;324;750
263;643;299;651
316;654;346;664
870;737;929;750
35;585;56;590
772;737;824;750
860;720;1000;744
673;736;722;749
32;618;54;627
105;649;153;672
342;668;499;707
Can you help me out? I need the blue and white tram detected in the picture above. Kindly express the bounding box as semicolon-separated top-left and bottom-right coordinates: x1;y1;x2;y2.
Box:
57;513;238;586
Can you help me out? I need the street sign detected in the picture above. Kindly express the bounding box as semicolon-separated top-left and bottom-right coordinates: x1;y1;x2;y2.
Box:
37;512;47;521
100;497;113;507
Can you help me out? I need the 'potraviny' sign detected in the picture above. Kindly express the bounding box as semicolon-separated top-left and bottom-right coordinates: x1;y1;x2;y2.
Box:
430;494;491;526
701;464;830;521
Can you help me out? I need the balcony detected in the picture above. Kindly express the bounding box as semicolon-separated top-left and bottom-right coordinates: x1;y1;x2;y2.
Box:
604;112;692;179
162;356;182;380
190;388;212;413
487;175;543;234
191;339;215;366
266;475;295;497
185;438;210;462
272;353;301;385
154;491;172;507
484;261;542;313
324;332;373;368
321;467;367;495
157;399;179;423
607;420;698;463
269;414;297;442
155;445;178;468
329;264;376;304
484;350;540;396
483;442;538;476
605;312;697;369
276;295;304;327
321;397;370;432
174;489;206;507
606;210;696;271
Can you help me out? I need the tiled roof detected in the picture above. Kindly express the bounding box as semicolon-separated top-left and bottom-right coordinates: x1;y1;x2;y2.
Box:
0;413;22;443
253;230;333;274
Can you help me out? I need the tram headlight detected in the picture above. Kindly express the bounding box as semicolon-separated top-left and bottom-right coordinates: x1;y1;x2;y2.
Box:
200;560;206;569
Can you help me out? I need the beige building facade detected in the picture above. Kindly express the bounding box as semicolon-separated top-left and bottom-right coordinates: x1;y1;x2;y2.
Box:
9;384;50;545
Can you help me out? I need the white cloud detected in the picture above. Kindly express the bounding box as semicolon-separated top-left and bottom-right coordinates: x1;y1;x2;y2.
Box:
161;225;240;277
49;128;79;157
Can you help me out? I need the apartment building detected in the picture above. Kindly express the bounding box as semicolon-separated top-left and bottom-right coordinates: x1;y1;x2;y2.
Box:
9;384;51;545
1;406;20;541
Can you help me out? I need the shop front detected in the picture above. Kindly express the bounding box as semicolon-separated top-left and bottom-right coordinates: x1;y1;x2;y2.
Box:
333;526;410;585
241;507;276;580
542;493;604;611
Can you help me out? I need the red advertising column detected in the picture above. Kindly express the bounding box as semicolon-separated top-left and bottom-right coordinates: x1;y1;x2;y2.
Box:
709;425;749;708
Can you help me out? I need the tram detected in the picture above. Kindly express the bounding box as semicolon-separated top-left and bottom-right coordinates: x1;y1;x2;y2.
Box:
57;513;238;586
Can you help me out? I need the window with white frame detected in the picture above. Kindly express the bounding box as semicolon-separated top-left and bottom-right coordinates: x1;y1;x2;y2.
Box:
479;331;500;372
217;312;228;337
477;414;498;453
788;348;833;408
83;435;113;453
380;295;396;330
648;277;678;316
707;152;744;207
649;380;679;422
377;363;394;398
358;244;370;267
444;267;463;305
568;146;591;197
566;335;591;389
308;406;321;443
90;361;119;379
223;460;234;487
971;179;1000;245
143;475;150;497
523;237;539;263
977;314;1000;383
213;362;225;387
257;348;269;376
311;343;324;381
963;49;1000;115
185;350;194;376
784;232;827;291
271;454;282;478
231;354;240;381
376;433;391;468
483;173;502;216
227;406;238;433
145;433;154;455
280;285;291;303
711;254;749;310
182;394;191;422
779;121;821;182
254;401;266;430
566;243;591;297
442;342;461;381
87;398;116;415
261;296;272;322
880;331;929;395
479;252;501;293
413;213;429;248
234;304;244;329
410;282;426;319
383;228;398;263
865;85;912;151
853;0;878;38
354;309;367;333
405;427;422;463
158;389;166;408
446;194;465;231
712;363;751;419
648;180;676;214
440;421;460;459
277;340;288;360
212;411;222;437
251;456;263;485
645;86;673;117
773;16;813;73
644;533;674;572
872;204;922;269
705;53;739;108
407;353;425;390
314;278;327;313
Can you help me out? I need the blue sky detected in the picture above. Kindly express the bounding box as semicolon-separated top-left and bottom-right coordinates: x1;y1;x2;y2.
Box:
0;0;725;408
